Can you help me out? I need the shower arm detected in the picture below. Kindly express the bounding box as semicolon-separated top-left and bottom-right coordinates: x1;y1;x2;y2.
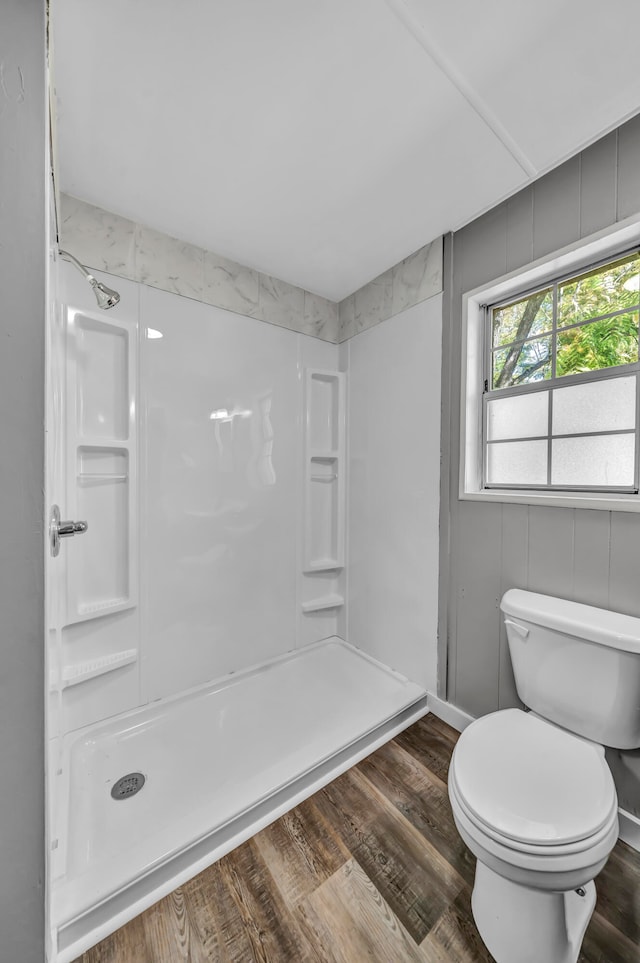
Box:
58;248;121;310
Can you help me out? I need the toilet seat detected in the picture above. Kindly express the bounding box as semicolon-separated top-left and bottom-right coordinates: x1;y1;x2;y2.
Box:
448;769;619;892
450;709;617;850
449;765;619;860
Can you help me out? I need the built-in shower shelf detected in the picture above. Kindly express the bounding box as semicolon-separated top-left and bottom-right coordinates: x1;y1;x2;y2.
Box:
301;593;345;613
304;558;344;573
51;649;137;690
310;449;339;460
77;473;128;482
77;596;132;618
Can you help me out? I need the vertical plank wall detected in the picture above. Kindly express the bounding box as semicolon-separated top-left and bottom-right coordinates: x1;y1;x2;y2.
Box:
440;115;640;817
0;0;46;959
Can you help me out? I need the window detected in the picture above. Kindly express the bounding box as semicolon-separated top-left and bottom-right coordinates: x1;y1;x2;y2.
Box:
460;213;640;511
485;251;640;492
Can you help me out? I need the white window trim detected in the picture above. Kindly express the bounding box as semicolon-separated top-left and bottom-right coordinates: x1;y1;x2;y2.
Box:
460;211;640;512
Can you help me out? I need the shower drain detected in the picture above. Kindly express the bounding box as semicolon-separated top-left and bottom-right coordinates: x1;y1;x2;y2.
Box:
110;772;146;800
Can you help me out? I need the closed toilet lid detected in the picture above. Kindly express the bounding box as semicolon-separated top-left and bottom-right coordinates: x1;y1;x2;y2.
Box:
451;709;617;847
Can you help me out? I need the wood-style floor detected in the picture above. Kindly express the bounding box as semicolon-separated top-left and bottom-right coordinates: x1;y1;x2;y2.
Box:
74;713;640;963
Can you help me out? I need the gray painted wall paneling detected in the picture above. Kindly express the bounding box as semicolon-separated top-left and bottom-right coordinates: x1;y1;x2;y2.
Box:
572;509;611;610
580;132;617;238
0;1;46;960
506;185;534;273
437;234;455;697
608;512;640;617
451;501;503;718
441;118;640;817
526;506;575;599
532;156;581;260
617;113;640;221
498;505;528;709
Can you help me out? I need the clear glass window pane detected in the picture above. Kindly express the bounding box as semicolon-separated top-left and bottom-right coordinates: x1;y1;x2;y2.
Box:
486;440;548;485
558;252;640;327
553;376;636;436
551;434;636;488
492;288;553;348
556;313;639;377
492;336;552;389
487;390;549;441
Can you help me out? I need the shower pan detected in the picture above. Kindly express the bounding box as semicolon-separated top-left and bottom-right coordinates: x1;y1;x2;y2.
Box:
46;257;429;961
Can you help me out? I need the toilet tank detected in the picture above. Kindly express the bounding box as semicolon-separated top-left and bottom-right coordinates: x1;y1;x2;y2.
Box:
501;589;640;749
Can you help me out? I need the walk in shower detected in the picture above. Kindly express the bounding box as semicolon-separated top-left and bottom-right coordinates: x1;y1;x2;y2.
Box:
46;258;441;960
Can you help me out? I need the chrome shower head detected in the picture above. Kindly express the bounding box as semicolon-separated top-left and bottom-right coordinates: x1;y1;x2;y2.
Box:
58;249;121;310
89;276;120;310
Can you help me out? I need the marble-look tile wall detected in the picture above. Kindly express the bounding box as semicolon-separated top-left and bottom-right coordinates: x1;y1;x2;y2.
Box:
59;193;443;344
59;194;338;342
338;238;443;341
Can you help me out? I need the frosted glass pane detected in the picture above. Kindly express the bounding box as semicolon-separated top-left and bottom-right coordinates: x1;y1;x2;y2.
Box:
551;434;635;487
487;391;548;440
486;440;548;485
553;376;636;435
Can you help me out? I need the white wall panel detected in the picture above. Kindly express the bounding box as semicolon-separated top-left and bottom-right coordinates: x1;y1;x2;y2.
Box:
140;287;299;700
346;296;441;690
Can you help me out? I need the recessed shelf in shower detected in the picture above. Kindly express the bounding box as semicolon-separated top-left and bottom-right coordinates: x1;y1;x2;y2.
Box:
62;305;138;630
302;369;346;577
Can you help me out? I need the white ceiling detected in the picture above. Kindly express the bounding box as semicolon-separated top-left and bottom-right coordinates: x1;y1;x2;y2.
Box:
52;0;640;301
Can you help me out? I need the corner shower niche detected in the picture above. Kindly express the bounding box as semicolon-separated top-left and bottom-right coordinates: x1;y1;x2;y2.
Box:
302;369;346;614
52;303;138;706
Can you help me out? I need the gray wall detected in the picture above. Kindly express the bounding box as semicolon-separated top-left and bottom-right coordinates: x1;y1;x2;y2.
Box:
0;1;46;960
440;115;640;817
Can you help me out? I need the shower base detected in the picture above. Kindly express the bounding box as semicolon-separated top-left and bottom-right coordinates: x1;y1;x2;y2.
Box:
52;637;427;962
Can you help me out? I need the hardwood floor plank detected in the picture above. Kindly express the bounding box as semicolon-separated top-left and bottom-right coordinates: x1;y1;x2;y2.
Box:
139;887;209;963
75;913;152;963
216;835;320;963
252;795;350;908
420;890;495;963
357;738;476;887
179;849;256;963
589;839;640;945
579;907;640;963
423;714;460;745
315;765;466;943
395;714;457;783
297;859;428;963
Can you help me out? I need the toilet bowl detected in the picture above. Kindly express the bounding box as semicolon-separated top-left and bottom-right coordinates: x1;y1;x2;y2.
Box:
448;708;619;963
445;589;640;963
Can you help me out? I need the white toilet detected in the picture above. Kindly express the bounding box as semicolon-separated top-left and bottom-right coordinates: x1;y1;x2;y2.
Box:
448;588;640;963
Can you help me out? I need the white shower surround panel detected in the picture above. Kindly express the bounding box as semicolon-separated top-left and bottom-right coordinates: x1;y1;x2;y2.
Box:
52;638;427;961
141;285;304;700
50;264;344;737
346;296;443;693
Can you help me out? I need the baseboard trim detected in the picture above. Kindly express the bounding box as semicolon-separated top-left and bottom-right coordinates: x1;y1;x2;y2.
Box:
618;807;640;852
426;693;475;732
426;693;640;855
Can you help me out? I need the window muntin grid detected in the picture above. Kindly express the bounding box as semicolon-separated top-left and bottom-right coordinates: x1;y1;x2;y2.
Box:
483;250;640;493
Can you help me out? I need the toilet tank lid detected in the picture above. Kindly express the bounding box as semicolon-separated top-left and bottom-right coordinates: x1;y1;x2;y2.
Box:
501;589;640;654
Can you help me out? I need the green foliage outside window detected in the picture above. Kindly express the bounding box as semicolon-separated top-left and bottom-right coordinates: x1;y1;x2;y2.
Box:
491;252;640;389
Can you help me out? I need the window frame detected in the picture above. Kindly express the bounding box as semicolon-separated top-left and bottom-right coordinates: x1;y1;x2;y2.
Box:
460;211;640;512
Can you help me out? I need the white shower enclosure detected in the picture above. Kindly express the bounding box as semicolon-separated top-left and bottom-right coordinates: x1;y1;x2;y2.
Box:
46;259;441;961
